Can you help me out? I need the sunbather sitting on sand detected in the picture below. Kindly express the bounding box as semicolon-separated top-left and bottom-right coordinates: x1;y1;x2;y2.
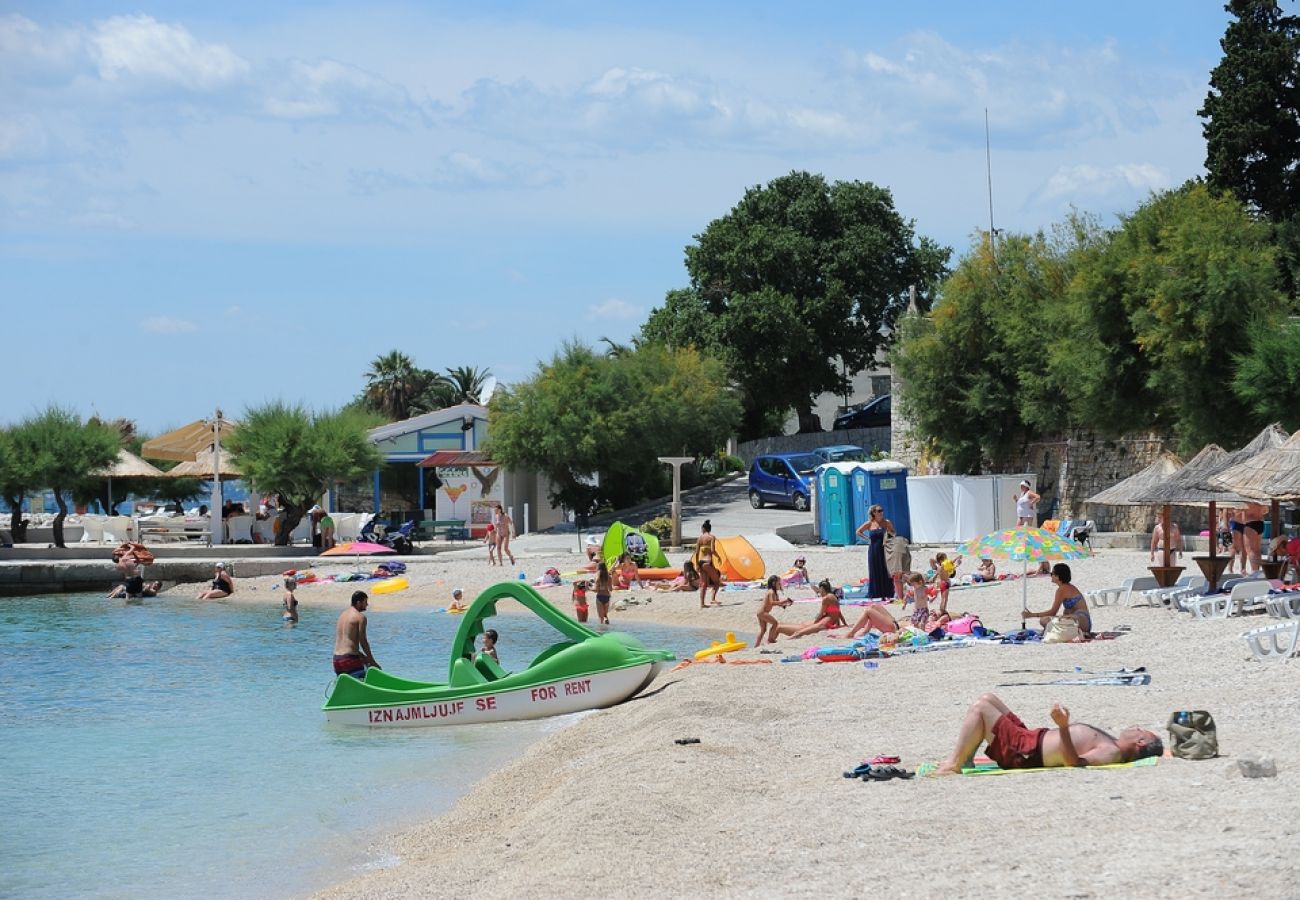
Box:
931;693;1162;775
845;599;900;640
1023;563;1092;635
773;580;846;640
654;560;700;592
756;575;792;645
615;554;641;590
974;558;997;581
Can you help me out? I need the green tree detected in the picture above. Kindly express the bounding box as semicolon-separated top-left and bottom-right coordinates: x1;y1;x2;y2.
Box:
487;342;740;513
0;426;38;542
1232;316;1300;427
443;365;492;405
642;171;949;438
10;407;119;547
227;402;383;545
1116;181;1283;448
361;351;452;421
1200;0;1300;225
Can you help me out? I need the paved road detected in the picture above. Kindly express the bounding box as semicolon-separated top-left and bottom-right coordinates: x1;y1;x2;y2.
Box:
498;477;812;558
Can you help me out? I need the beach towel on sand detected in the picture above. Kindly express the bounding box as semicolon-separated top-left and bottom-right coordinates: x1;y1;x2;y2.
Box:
917;756;1158;777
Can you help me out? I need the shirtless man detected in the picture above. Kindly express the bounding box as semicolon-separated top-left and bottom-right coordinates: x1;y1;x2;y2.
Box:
932;693;1162;776
332;591;380;679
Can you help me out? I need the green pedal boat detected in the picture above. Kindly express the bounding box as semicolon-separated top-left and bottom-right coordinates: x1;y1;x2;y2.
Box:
323;581;674;727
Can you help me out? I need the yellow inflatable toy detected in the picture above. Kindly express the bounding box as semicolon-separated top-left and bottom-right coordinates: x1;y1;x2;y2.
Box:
371;576;409;595
693;632;748;660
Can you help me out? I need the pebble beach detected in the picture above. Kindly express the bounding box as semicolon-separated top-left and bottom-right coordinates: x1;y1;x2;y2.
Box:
168;540;1300;898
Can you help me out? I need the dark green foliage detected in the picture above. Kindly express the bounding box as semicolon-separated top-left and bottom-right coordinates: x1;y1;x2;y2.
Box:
228;402;383;545
1200;0;1300;225
642;171;949;438
0;426;37;542
10;408;119;547
894;184;1285;467
1232;317;1300;428
486;342;741;514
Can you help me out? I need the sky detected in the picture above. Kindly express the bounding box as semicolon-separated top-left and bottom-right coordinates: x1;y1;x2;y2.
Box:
0;1;1236;434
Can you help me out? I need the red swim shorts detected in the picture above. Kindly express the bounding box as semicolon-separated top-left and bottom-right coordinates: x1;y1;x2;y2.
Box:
986;711;1048;769
333;654;367;677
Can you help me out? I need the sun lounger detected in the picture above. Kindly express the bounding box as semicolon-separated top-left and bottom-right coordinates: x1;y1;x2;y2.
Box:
1240;621;1300;662
79;516;106;544
1134;575;1198;609
1265;591;1300;620
1188;580;1271;619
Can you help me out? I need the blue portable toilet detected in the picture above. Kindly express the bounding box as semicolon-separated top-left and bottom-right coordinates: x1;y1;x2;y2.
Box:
850;461;912;543
816;463;856;546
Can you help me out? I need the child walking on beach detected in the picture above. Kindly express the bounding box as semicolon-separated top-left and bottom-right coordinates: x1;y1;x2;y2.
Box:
929;553;955;618
571;580;590;623
904;572;931;629
756;575;792;645
594;562;613;625
282;577;299;624
484;524;498;566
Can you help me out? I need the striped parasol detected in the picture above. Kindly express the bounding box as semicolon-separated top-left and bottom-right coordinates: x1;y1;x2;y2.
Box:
958;527;1090;611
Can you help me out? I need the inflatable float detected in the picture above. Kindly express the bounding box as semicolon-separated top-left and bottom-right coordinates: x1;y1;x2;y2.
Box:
371;576;409;594
323;582;674;727
693;632;748;660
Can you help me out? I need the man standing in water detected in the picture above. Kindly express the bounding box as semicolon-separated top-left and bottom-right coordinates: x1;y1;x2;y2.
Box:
333;591;380;679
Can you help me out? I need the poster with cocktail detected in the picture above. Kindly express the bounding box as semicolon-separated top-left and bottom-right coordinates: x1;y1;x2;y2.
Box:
435;464;502;536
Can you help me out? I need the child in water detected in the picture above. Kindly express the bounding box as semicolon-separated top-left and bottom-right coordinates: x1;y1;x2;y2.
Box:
479;629;499;662
449;588;466;612
571;580;591;623
594;562;613;625
755;574;793;645
282;577;299;624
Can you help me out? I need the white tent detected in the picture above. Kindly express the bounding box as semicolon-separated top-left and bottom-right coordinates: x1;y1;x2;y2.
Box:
908;474;1036;544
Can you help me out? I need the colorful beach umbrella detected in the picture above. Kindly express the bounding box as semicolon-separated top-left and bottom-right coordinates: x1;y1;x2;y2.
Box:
320;541;395;557
957;527;1090;612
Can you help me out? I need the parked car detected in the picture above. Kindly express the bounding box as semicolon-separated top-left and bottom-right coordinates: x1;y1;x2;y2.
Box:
812;444;868;464
833;394;891;431
748;453;822;511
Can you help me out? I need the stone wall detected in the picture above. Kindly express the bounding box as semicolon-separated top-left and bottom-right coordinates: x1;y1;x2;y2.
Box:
736;427;891;466
999;432;1208;534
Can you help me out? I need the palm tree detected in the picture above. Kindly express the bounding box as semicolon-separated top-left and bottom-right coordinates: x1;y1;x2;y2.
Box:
598;336;640;358
443;365;492;405
364;351;437;421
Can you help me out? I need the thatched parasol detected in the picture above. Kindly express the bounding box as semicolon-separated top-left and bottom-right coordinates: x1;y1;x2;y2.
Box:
93;449;166;479
142;417;238;463
1209;431;1300;500
1132;445;1235;506
1085;451;1185;507
168;447;242;479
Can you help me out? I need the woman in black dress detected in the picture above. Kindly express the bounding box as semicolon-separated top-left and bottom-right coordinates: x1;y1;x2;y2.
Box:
855;504;895;600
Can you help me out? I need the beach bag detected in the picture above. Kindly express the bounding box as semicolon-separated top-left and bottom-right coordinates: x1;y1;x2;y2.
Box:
1042;617;1082;644
944;614;982;635
1167;710;1218;760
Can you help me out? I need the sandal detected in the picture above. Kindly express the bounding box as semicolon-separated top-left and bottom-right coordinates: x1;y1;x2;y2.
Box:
865;766;914;781
842;762;873;779
868;754;901;765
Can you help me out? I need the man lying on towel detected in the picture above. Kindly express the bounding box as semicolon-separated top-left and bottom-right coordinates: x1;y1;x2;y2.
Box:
932;693;1162;776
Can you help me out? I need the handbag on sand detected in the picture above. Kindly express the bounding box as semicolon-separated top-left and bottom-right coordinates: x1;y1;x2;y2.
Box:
1042;616;1082;644
1167;710;1218;759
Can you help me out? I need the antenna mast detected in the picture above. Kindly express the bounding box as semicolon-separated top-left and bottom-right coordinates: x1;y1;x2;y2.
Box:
985;107;997;260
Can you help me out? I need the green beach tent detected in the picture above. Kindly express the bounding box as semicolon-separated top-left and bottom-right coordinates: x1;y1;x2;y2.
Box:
600;521;669;569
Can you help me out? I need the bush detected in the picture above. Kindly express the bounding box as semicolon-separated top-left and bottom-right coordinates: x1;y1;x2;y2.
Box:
720;453;745;473
640;516;673;542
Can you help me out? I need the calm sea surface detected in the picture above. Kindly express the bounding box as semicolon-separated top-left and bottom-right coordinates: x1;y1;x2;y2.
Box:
1;592;718;898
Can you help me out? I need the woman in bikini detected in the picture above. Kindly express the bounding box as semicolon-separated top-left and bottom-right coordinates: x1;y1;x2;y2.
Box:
1023;563;1091;636
493;505;516;567
696;519;723;608
775;580;849;640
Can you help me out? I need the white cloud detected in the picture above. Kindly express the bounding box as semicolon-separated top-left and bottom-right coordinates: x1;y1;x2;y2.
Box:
90;15;249;90
1039;163;1169;202
262;58;425;123
587;298;642;320
141;316;198;334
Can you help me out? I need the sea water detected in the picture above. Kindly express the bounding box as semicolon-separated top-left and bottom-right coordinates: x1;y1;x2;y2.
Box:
0;593;719;898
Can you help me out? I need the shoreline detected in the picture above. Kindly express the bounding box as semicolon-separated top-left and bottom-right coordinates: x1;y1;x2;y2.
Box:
279;546;1300;898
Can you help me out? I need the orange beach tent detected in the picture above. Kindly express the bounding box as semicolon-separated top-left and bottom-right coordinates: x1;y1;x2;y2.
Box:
694;535;765;581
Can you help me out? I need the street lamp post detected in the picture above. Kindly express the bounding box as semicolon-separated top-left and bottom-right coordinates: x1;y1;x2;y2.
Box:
658;457;694;549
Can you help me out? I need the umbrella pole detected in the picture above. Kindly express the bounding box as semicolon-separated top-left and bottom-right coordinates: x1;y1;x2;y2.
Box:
1208;500;1217;561
1162;504;1171;568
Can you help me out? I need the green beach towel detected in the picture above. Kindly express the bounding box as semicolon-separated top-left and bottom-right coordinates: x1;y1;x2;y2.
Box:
918;756;1159;776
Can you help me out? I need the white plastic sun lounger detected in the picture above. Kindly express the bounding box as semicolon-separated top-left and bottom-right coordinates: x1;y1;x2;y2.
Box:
1241;621;1300;662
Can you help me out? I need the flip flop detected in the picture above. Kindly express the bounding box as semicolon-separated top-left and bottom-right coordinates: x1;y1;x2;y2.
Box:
868;754;901;765
865;766;914;781
842;763;873;779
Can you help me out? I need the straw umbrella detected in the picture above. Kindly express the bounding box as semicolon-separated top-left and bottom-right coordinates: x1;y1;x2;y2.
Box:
166;447;242;479
1085;451;1185;508
142;411;237;545
1206;430;1300;565
1134;424;1290;587
91;449;167;513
